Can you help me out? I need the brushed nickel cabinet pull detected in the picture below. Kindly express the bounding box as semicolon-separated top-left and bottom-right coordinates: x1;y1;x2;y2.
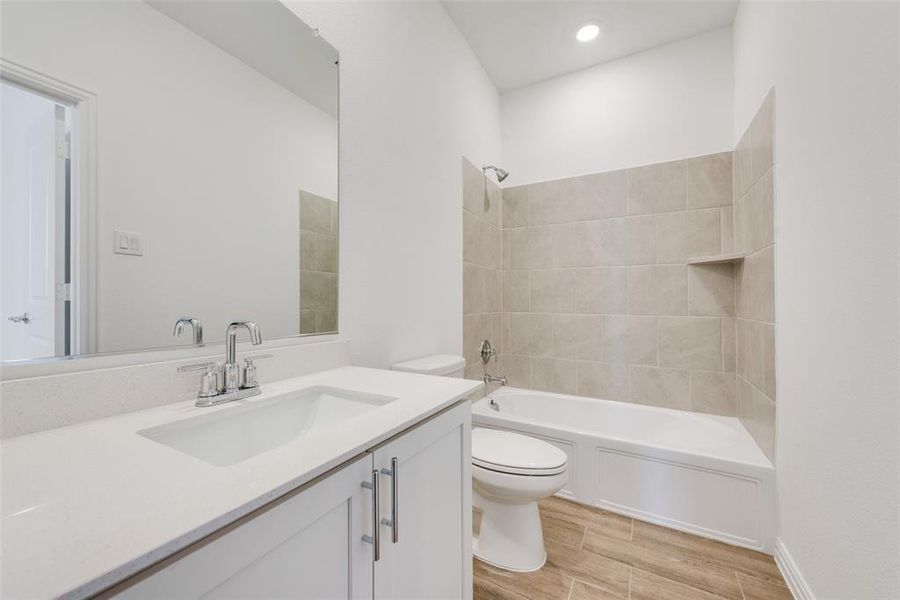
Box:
380;457;399;544
361;469;380;561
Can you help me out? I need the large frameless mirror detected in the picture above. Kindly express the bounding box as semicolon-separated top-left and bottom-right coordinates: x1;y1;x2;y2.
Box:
0;0;339;364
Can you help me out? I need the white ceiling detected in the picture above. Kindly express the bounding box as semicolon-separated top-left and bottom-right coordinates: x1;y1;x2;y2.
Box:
148;0;338;117
442;1;739;92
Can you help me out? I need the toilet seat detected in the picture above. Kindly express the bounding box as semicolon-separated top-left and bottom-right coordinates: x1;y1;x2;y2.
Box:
472;429;569;571
472;428;567;476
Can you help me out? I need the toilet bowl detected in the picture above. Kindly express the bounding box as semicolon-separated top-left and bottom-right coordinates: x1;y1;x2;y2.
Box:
390;355;568;572
472;427;568;572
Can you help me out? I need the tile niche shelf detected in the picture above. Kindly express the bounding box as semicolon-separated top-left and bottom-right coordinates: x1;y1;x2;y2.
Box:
686;252;745;266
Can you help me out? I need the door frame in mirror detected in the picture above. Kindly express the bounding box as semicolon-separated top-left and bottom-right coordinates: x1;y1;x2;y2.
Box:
0;37;341;375
1;58;99;358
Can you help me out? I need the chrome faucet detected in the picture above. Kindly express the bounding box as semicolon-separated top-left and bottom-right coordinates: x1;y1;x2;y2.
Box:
479;339;507;387
223;321;262;393
480;339;497;365
483;373;508;386
177;321;268;407
173;317;203;346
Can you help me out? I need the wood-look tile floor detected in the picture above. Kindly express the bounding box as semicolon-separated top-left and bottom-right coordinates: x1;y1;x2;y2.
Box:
473;497;793;600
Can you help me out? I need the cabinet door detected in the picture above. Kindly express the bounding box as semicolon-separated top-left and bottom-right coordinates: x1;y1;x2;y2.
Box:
373;402;472;600
116;454;375;600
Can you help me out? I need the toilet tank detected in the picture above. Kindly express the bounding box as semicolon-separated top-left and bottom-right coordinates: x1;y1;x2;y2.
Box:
391;354;467;378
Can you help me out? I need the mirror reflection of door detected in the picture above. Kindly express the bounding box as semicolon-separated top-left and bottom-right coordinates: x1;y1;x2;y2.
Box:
1;1;339;363
1;80;72;361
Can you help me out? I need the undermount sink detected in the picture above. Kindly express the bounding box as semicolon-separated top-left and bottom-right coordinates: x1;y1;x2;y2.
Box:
138;386;397;466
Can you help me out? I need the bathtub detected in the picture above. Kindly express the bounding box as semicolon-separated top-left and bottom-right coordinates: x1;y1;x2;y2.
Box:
472;387;775;552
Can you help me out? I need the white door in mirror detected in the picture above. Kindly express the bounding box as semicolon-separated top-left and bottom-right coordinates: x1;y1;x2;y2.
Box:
0;81;66;361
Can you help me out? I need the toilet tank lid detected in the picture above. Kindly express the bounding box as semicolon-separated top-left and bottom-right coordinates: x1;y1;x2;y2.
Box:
391;354;466;376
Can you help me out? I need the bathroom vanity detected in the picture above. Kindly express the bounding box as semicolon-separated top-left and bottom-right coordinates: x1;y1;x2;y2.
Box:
1;3;479;598
0;366;481;599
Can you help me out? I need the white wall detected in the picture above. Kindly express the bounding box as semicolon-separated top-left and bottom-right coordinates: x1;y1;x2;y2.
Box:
733;2;900;598
500;27;733;185
284;1;503;369
1;1;337;353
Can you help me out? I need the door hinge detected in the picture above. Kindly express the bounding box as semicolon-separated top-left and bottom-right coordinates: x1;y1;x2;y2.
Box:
56;138;70;159
56;283;72;301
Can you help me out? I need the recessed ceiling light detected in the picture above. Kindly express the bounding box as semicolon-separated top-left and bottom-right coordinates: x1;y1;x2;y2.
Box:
576;23;600;43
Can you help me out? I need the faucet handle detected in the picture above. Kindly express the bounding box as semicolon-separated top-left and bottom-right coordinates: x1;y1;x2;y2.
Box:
242;354;272;389
177;362;220;398
177;361;216;373
480;339;497;365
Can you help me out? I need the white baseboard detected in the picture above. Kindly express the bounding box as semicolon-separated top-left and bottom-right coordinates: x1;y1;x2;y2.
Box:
774;538;815;600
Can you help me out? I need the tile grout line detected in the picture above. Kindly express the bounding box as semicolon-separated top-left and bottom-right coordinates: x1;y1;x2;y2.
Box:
688;357;695;410
503;203;729;229
735;570;746;600
565;578;575;600
579;525;588;550
736;315;776;327
627;566;633;600
503;310;729;321
736;373;775;404
499;262;740;272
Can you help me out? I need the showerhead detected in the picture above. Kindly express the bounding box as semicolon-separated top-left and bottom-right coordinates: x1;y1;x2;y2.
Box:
482;165;509;183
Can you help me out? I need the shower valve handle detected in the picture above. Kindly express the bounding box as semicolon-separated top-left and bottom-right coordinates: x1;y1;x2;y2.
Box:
480;339;497;365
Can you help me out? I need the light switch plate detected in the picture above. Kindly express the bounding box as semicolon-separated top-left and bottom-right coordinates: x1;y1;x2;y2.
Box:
114;230;144;256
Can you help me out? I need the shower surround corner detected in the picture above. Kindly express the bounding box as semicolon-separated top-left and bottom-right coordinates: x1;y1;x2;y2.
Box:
733;90;777;462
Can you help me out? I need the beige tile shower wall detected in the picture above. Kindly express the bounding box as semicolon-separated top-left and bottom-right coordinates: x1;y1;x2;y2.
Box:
299;191;338;334
734;91;777;461
498;153;738;415
461;158;504;390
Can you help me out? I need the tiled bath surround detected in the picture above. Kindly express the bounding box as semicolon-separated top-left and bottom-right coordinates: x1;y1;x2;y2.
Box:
461;159;504;386
493;153;738;416
299;191;339;334
462;122;776;441
734;92;777;461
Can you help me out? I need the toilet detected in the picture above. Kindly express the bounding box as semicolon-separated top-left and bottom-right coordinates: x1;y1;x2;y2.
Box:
470;427;567;571
392;354;569;572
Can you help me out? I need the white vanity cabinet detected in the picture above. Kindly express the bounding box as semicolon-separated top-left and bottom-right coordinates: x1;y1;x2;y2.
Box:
113;401;471;600
372;402;472;600
116;453;375;600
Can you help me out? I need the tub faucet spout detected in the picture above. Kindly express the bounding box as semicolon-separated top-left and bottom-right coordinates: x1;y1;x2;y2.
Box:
484;373;507;387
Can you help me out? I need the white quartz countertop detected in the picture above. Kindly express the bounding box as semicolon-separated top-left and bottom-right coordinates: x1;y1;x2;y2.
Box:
0;366;482;599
